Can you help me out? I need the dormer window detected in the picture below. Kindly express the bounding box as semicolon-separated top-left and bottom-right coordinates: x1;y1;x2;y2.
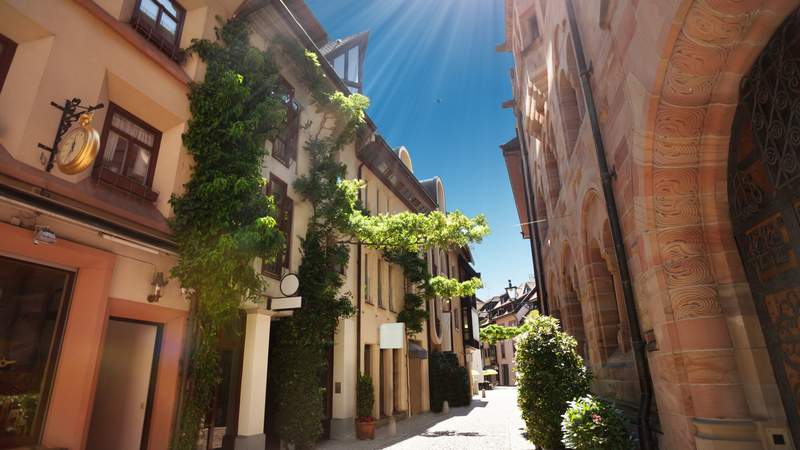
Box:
332;46;361;93
131;0;185;62
322;31;369;94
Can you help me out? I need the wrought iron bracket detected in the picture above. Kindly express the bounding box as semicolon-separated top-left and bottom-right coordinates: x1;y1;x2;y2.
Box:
37;98;104;172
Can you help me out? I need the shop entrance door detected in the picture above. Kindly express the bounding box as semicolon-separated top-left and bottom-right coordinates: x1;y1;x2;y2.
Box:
0;256;73;449
86;319;161;450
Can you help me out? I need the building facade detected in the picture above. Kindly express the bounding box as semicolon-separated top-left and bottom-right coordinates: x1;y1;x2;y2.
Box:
501;0;800;448
0;1;480;448
0;0;239;448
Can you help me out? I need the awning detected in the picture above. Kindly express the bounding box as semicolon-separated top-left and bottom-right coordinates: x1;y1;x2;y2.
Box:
408;341;428;359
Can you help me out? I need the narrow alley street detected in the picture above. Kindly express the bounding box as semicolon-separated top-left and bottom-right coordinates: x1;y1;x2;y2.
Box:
318;387;532;450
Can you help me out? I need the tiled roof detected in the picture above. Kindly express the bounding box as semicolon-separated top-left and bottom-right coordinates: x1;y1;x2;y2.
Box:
320;31;370;56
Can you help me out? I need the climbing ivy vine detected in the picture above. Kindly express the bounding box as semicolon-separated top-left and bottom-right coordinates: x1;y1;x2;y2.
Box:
169;17;287;450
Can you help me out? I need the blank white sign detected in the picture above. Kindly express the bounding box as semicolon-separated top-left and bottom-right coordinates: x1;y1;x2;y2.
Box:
380;322;405;349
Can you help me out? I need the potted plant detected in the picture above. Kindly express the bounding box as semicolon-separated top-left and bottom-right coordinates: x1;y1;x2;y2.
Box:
355;373;376;439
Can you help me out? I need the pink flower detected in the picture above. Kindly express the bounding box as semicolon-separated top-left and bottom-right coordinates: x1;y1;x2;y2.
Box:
591;413;603;425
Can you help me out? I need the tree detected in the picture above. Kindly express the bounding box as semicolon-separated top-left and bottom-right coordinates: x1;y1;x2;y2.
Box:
516;312;591;449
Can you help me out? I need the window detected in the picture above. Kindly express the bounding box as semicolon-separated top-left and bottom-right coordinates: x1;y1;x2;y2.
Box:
0;34;17;93
330;45;362;93
0;257;73;447
131;0;185;62
500;341;506;358
94;104;161;200
377;259;384;308
364;253;372;304
388;265;395;312
333;55;345;78
363;184;369;213
271;80;300;166
262;176;293;278
347;46;359;83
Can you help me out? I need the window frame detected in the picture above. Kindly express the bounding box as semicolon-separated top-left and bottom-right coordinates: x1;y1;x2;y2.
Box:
270;78;300;167
261;175;293;279
130;0;186;62
0;33;17;93
93;103;162;200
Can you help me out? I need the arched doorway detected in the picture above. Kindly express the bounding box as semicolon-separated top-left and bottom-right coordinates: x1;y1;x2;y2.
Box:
729;8;800;438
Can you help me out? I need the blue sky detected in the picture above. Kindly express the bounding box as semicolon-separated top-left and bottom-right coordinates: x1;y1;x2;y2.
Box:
306;0;533;299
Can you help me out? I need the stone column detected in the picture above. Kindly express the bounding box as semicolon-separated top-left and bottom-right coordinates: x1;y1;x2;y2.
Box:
382;348;394;417
228;307;271;450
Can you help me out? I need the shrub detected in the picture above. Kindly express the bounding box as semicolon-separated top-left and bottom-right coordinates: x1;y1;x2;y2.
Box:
429;351;471;412
562;395;632;450
357;374;375;420
515;312;591;449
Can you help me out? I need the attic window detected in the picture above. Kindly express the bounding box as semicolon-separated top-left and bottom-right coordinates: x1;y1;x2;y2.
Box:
331;45;362;93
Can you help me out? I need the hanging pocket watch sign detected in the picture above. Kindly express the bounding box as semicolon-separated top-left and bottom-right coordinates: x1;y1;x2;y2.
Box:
57;113;100;174
37;98;104;174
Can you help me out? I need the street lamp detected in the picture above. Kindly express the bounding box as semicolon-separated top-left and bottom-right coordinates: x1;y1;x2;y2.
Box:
505;279;518;300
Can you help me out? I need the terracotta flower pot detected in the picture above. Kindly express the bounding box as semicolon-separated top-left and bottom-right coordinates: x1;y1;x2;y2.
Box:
355;418;375;440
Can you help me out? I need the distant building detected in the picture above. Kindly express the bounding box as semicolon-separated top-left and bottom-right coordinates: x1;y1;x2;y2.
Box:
479;281;537;386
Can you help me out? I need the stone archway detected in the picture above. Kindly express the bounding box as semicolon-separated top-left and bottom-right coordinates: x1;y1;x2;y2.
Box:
640;0;799;447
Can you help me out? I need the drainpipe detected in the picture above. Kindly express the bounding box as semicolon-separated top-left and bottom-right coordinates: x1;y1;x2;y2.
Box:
514;113;549;315
564;0;653;447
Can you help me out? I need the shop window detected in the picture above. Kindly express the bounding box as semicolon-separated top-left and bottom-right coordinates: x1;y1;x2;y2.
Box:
94;103;161;201
0;34;17;93
262;175;293;278
271;79;300;167
131;0;185;62
0;257;74;447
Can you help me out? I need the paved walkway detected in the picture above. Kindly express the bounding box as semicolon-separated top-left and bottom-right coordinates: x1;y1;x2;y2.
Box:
317;387;533;450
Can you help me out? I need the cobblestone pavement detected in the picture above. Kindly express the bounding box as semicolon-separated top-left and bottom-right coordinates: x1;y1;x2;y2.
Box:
317;387;533;450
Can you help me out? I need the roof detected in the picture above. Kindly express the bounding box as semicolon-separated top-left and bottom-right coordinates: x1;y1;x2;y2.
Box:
282;0;328;46
320;31;370;57
419;179;438;203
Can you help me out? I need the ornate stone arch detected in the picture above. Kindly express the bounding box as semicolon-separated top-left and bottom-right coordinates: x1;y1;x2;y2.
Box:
639;0;798;446
543;123;563;210
559;242;587;359
580;190;628;363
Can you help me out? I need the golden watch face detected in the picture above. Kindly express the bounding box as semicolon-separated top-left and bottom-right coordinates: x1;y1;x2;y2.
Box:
59;129;88;165
57;125;99;175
